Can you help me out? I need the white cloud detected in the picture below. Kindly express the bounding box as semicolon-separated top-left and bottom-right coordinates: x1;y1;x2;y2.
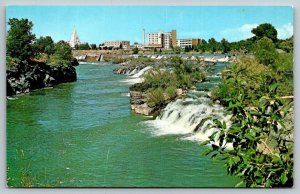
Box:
277;23;293;39
221;24;258;41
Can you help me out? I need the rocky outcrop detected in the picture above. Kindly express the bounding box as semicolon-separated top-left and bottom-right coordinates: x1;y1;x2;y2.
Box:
7;59;78;96
130;91;154;115
129;87;187;116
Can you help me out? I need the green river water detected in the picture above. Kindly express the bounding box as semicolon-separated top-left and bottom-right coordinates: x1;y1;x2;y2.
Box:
7;63;240;187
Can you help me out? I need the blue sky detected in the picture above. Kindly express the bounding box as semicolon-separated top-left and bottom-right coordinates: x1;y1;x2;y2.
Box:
6;6;293;44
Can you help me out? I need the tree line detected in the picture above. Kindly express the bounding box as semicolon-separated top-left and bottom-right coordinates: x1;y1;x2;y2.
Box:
6;18;74;68
179;23;293;54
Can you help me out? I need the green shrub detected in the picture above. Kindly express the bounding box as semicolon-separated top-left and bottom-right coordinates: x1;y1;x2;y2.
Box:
132;47;139;54
165;86;177;100
146;88;165;108
255;37;278;66
204;55;294;188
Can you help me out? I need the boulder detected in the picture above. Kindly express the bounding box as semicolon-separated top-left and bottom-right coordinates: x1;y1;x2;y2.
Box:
131;103;154;116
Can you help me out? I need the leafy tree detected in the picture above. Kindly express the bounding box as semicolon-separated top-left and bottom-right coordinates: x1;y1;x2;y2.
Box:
251;23;278;42
255;37;278;66
6;18;36;61
34;36;55;55
208;38;217;53
53;41;73;61
132;47;139;54
90;44;97;50
78;43;90;50
199;39;207;53
184;46;190;52
221;38;231;54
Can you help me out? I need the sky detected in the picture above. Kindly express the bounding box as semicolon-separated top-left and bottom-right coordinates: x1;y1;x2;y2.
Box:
6;6;293;44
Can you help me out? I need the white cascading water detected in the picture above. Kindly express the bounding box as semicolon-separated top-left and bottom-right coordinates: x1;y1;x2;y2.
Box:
143;90;232;148
126;66;139;75
122;66;153;84
131;66;153;78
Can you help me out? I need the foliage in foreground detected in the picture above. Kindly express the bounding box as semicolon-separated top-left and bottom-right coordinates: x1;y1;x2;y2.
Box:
206;55;293;187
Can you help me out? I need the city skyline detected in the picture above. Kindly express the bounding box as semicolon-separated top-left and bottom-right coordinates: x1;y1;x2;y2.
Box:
6;6;293;44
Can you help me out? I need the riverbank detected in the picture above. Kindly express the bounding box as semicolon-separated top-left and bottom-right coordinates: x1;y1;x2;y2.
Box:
7;59;78;96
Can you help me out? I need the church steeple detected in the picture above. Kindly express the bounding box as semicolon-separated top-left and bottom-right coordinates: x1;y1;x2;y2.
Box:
69;26;80;48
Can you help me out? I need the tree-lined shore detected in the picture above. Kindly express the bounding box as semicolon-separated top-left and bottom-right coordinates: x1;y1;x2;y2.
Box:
6;18;78;96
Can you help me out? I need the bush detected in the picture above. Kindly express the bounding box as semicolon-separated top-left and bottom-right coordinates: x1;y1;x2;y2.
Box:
146;88;165;108
205;55;294;188
165;86;177;100
132;47;139;54
255;37;278;66
48;41;73;66
204;86;293;188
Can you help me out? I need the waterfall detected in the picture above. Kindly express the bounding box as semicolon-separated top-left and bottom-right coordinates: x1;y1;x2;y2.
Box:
131;66;152;78
143;91;232;148
121;66;153;84
126;66;138;75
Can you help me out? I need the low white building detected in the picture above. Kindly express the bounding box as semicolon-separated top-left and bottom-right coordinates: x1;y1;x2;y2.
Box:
176;39;192;48
104;41;130;49
176;38;202;48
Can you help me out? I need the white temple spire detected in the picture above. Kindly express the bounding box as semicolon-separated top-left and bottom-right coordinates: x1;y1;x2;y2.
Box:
69;26;80;48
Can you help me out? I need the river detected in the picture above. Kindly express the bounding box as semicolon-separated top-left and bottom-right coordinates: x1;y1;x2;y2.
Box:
7;62;240;187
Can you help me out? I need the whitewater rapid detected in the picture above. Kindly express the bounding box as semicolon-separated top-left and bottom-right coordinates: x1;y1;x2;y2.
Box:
121;66;153;84
143;91;232;141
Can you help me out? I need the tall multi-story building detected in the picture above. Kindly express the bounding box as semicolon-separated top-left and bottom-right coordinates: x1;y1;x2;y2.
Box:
147;32;164;48
176;38;202;48
147;30;177;49
104;41;130;49
69;27;80;48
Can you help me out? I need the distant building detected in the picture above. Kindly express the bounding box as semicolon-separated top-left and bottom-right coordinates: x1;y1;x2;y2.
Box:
147;32;163;48
69;27;80;48
147;30;177;49
176;38;202;48
104;41;130;49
